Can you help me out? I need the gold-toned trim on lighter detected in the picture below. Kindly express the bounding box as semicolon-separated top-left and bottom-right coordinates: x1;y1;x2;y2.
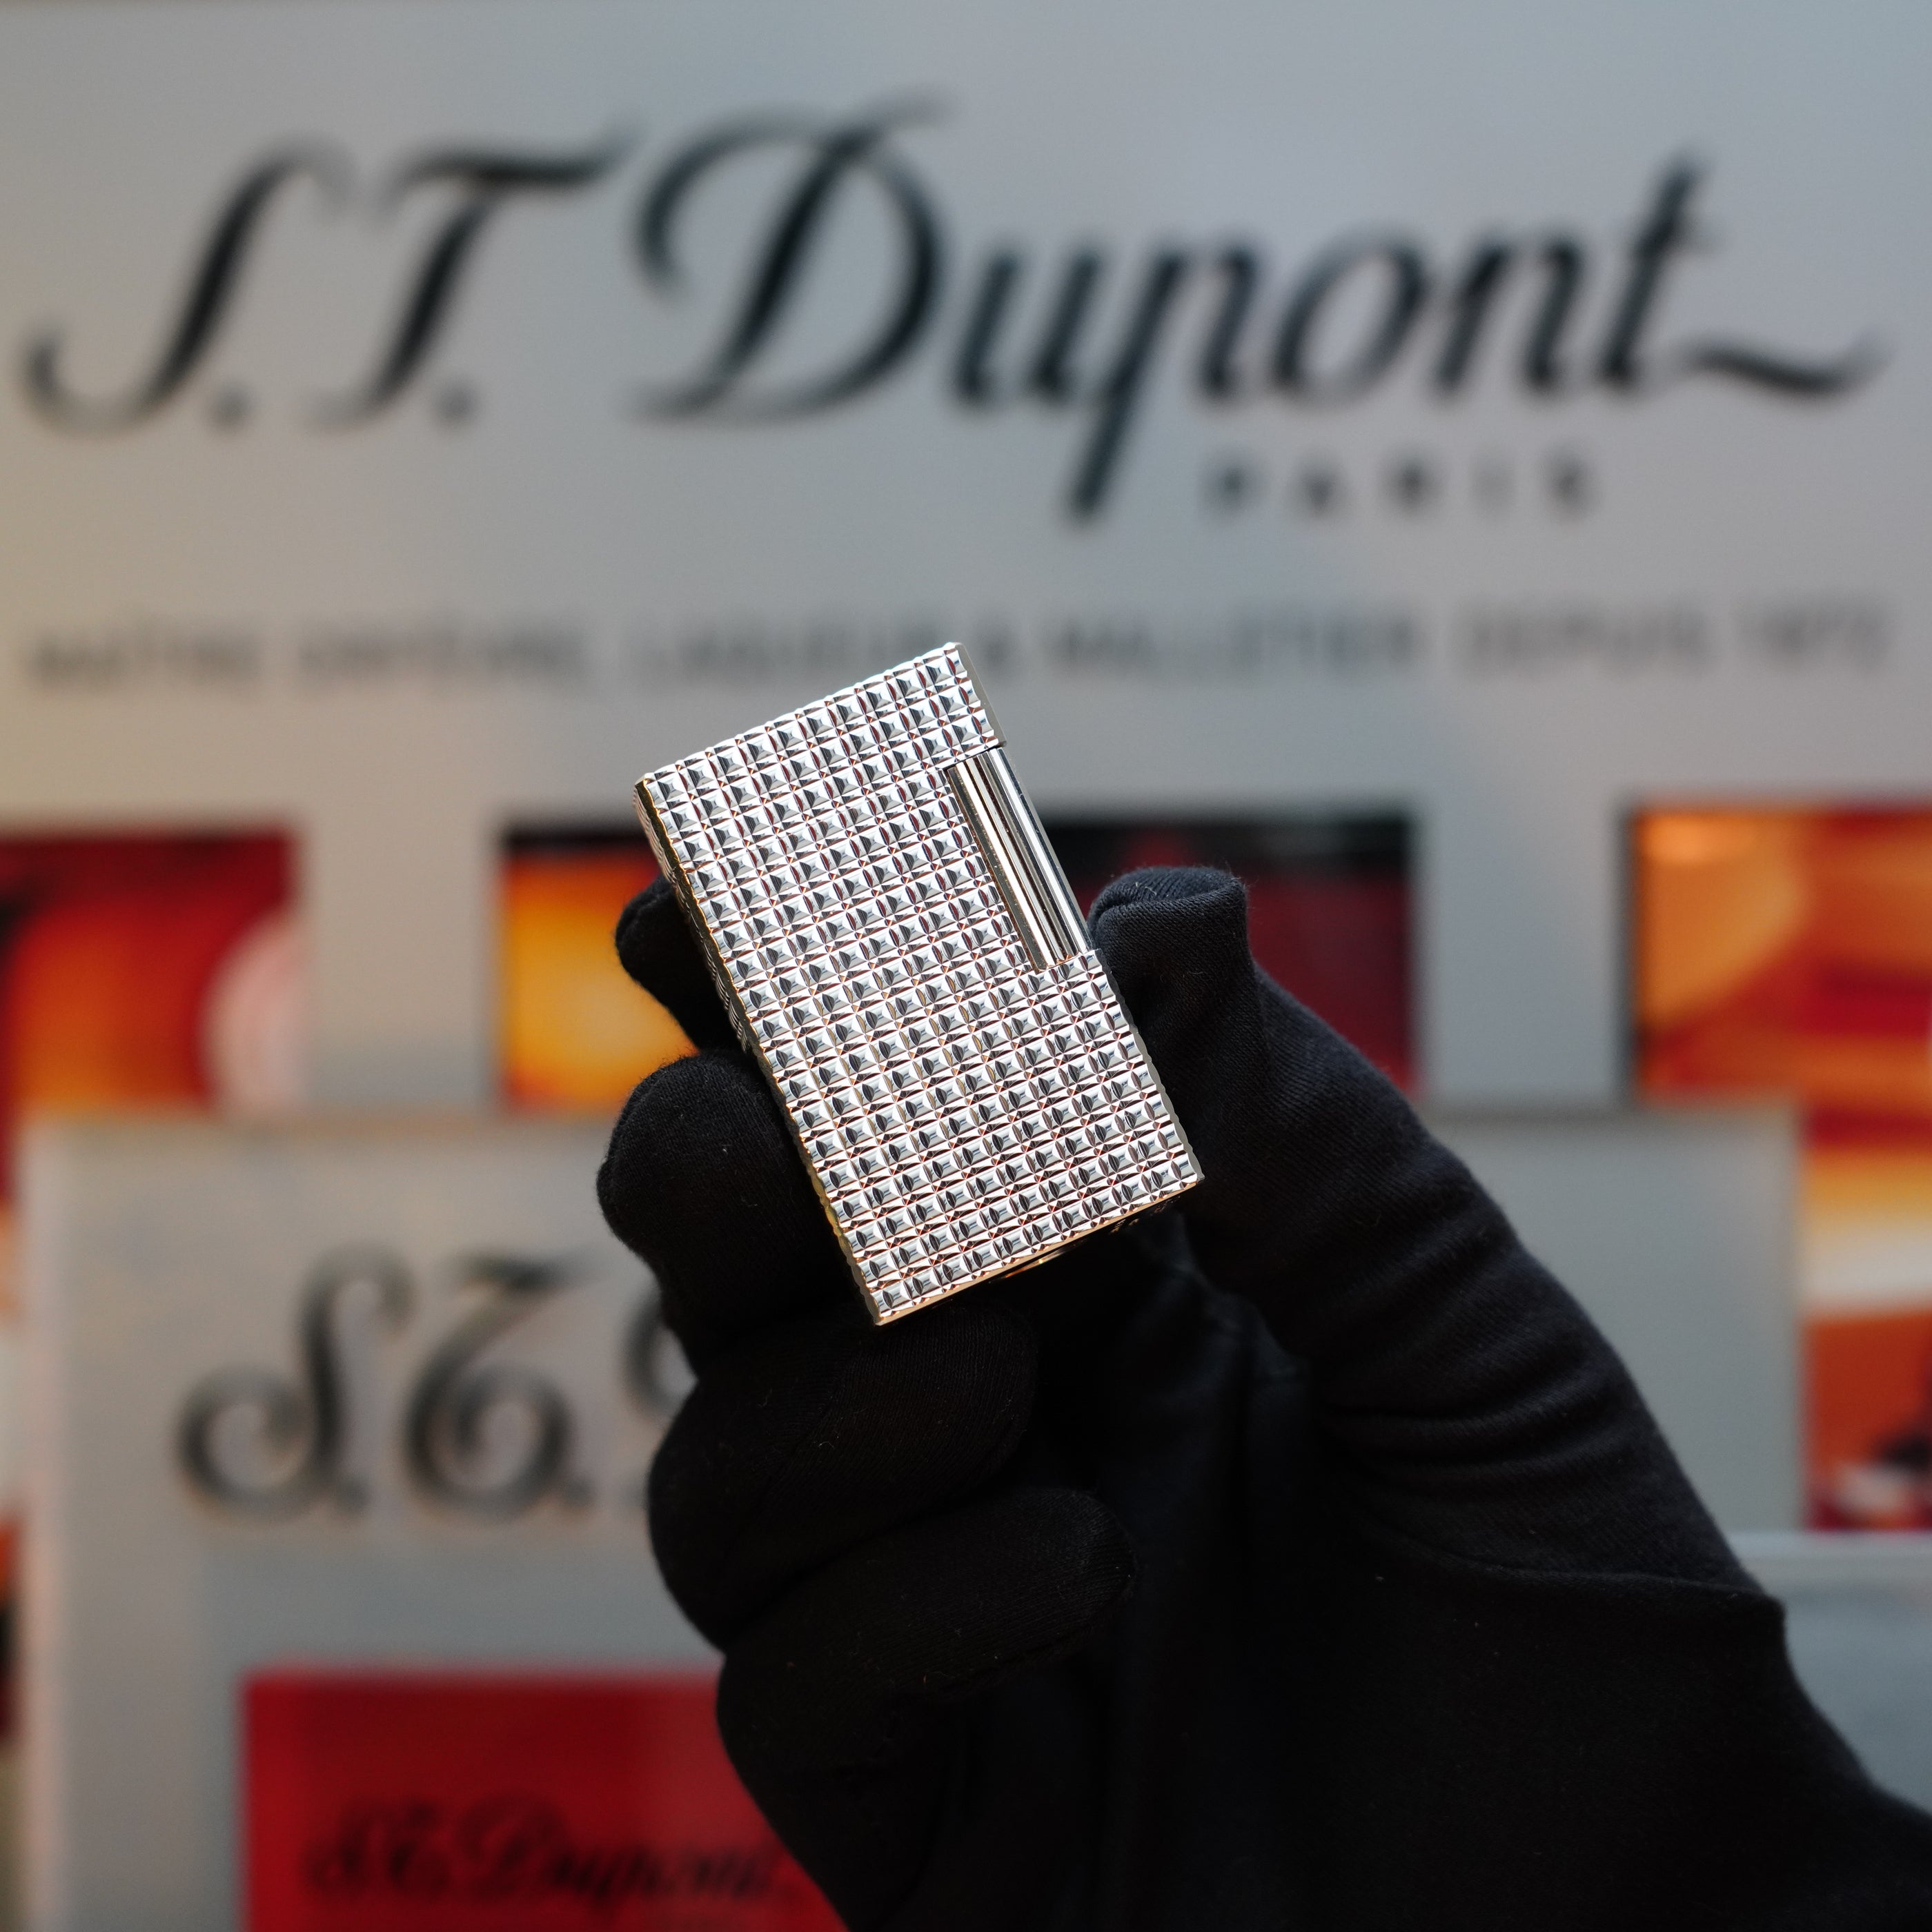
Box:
945;747;1087;970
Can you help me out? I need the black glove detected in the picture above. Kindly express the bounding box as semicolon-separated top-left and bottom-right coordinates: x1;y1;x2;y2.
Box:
599;866;1932;1931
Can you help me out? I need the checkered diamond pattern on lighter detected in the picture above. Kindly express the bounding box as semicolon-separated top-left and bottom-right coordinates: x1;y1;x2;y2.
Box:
641;644;1199;1321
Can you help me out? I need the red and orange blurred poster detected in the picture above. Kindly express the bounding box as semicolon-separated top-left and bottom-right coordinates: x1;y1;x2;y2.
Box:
0;833;297;1210
499;831;689;1112
1634;807;1932;1527
0;827;299;1269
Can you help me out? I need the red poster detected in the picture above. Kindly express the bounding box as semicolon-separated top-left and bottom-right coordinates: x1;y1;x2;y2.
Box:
246;1672;839;1932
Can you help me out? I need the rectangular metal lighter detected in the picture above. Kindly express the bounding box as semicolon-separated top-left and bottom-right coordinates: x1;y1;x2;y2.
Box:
632;644;1200;1323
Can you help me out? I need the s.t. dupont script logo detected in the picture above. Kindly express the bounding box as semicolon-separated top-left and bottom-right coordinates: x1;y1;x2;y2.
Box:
21;103;1881;519
176;1247;685;1524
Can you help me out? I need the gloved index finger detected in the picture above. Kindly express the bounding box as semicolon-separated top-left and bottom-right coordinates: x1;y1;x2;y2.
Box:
600;1046;856;1368
615;876;742;1052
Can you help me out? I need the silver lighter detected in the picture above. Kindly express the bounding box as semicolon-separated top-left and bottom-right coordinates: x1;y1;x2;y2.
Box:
633;644;1200;1323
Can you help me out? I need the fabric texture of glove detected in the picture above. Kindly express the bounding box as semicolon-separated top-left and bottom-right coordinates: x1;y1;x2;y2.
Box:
598;865;1932;1931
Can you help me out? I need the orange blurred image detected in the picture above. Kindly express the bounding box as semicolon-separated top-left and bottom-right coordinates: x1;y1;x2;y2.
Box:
500;831;692;1112
0;831;297;1244
1636;809;1932;1123
1634;806;1932;1526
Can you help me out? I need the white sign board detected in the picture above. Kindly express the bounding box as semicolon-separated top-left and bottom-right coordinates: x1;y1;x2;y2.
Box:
1435;1106;1801;1532
0;1;1926;1105
20;1115;705;1932
18;1101;1807;1929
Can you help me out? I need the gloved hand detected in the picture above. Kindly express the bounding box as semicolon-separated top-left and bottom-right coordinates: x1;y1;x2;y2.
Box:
599;866;1932;1931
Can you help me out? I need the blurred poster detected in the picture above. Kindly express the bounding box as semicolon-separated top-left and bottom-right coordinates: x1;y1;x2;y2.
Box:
1050;817;1413;1089
248;1672;835;1931
22;1116;709;1932
500;831;686;1111
500;815;1413;1102
0;830;297;1239
1633;807;1932;1527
